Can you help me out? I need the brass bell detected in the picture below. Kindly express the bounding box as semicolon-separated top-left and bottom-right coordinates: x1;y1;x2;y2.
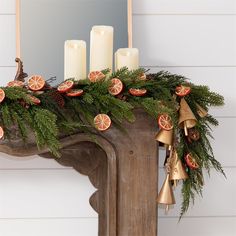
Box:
155;129;173;149
196;103;208;118
157;173;176;211
169;150;188;181
178;98;197;136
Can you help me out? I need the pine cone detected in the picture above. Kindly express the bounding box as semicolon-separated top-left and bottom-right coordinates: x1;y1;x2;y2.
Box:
48;90;65;108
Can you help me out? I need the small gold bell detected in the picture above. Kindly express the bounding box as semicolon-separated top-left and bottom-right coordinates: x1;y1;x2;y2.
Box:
155;129;173;149
196;104;208;118
178;98;197;136
169;150;188;182
157;173;176;211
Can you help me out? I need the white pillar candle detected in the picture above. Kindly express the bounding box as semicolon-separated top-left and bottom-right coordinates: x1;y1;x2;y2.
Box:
64;40;86;80
90;25;114;72
115;48;139;71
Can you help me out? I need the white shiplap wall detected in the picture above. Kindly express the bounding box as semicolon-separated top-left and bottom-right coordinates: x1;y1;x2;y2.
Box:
0;0;235;235
132;1;236;236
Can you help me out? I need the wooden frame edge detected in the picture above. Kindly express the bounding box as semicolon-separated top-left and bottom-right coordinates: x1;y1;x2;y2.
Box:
16;0;21;58
128;0;133;48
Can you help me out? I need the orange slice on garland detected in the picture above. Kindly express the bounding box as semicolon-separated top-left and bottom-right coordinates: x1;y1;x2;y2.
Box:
57;80;74;93
0;89;5;103
27;94;41;105
108;78;123;96
185;153;199;170
66;89;84;97
88;71;105;82
139;73;147;80
28;75;46;91
0;126;4;140
7;80;24;87
129;88;147;97
94;114;111;131
175;85;191;97
158;114;173;131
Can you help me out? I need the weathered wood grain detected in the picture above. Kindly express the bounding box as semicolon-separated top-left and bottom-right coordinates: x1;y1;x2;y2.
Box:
0;109;159;236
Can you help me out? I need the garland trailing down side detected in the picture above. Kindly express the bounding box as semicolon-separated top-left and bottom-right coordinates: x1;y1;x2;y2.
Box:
0;68;224;216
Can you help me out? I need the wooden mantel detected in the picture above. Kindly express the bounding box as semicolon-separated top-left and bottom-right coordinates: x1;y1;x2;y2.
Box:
0;109;159;236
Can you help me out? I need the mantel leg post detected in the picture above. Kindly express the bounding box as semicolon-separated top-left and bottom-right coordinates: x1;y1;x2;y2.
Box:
106;111;159;236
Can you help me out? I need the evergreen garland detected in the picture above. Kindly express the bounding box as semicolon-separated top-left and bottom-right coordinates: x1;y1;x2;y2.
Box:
0;68;224;216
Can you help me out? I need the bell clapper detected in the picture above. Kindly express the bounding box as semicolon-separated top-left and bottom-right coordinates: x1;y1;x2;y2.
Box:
173;180;178;188
184;121;188;136
165;205;169;214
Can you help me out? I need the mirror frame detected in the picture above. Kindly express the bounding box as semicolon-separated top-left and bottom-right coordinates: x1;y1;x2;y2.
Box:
15;0;133;59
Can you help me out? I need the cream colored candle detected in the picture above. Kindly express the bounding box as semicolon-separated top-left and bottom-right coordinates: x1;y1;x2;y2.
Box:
115;48;139;71
64;40;86;80
90;25;114;72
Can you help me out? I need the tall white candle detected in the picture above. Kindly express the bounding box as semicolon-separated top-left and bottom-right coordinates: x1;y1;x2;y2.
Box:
115;48;139;71
64;40;86;80
90;25;114;72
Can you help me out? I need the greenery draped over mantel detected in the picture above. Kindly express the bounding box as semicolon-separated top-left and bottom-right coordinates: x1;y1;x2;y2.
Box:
0;68;224;216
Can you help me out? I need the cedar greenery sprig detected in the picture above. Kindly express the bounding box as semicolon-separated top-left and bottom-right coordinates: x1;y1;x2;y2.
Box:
0;68;224;216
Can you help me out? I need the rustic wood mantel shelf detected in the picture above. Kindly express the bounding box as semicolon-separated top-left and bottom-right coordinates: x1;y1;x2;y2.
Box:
0;110;159;236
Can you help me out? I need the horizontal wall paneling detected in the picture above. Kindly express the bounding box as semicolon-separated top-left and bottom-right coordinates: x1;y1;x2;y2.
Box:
0;218;98;236
0;0;15;14
133;0;236;15
133;15;236;67
158;217;236;236
0;169;97;218
0;15;16;66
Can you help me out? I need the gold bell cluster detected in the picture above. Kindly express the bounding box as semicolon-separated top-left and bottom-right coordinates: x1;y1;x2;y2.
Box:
155;85;207;211
157;149;188;211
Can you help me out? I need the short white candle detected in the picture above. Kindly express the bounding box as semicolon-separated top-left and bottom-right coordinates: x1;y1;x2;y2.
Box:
115;48;139;71
64;40;86;80
90;25;114;72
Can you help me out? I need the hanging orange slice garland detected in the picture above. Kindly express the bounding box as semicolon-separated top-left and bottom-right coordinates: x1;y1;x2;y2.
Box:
7;80;24;87
88;71;105;82
0;126;4;140
129;88;147;96
0;89;5;139
0;89;5;104
158;114;173;131
108;78;123;96
27;94;41;105
57;80;74;93
175;85;191;97
185;153;199;170
94;114;111;131
66;89;84;97
139;72;147;80
28;75;46;91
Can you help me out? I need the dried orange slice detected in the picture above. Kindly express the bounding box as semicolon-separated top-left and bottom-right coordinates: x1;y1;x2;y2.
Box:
28;75;46;91
129;88;147;97
7;80;24;87
175;85;191;97
66;89;84;97
27;94;41;105
139;73;147;80
0;89;5;103
57;80;74;93
0;126;4;140
108;78;123;96
94;114;111;131
185;153;199;170
88;71;105;82
158;114;173;131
